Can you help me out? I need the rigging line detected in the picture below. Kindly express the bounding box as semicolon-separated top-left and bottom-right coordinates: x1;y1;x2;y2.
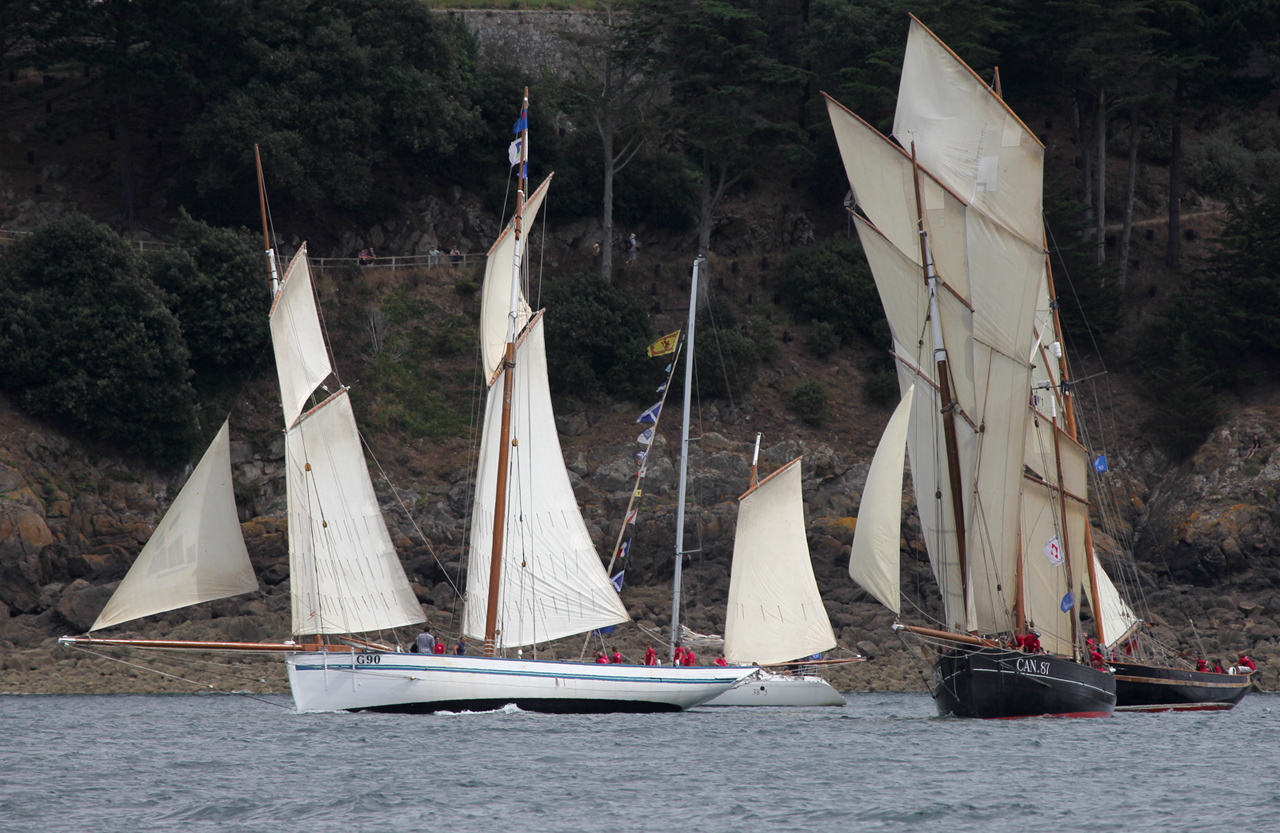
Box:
702;281;737;412
534;186;547;311
360;431;460;598
456;326;487;609
500;162;515;236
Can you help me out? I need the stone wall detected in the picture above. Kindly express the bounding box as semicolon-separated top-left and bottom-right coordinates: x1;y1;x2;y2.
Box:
449;10;602;77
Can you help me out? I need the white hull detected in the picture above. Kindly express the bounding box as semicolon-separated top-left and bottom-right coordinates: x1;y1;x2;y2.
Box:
286;652;756;713
703;671;845;707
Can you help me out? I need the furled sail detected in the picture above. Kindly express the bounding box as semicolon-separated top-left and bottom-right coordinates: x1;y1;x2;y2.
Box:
480;176;552;385
464;317;630;647
1087;553;1142;649
724;458;837;666
91;421;258;631
848;385;915;614
270;245;333;428
286;389;425;635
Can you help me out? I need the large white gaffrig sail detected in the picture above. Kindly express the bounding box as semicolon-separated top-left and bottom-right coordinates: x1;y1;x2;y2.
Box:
723;458;836;667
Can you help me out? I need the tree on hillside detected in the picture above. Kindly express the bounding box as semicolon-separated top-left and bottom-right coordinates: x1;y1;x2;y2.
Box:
0;215;199;466
556;0;663;283
638;0;805;257
146;209;270;374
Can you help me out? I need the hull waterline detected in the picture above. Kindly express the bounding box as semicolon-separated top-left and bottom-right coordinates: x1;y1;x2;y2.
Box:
1111;661;1252;712
286;652;755;713
931;647;1116;719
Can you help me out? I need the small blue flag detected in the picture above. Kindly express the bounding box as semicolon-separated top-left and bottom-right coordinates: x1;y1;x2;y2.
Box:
616;540;630;560
635;451;647;467
664;363;672;373
637;427;654;445
1093;454;1108;473
513;113;528;134
592;625;615;636
1060;591;1075;613
610;571;625;592
657;381;668;394
637;401;662;423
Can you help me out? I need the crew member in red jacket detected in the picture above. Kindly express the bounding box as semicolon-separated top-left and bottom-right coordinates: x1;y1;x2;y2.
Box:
1237;651;1256;671
682;648;697;666
643;643;657;666
595;651;609;664
433;639;446;655
611;650;623;664
673;646;685;666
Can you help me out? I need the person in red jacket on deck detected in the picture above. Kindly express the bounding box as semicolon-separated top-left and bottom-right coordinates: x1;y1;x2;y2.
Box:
673;646;685;666
1196;657;1209;672
595;651;609;664
1090;648;1105;669
714;656;728;667
611;650;623;664
682;648;696;666
433;639;446;655
643;643;657;666
1237;651;1256;671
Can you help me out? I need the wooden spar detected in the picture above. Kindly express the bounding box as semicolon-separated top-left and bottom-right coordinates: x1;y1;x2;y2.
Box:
749;432;762;489
254;144;280;296
59;636;332;653
1049;407;1080;660
896;624;998;648
483;88;531;657
992;67;1002;99
910;141;969;625
1042;251;1076;439
1014;535;1026;635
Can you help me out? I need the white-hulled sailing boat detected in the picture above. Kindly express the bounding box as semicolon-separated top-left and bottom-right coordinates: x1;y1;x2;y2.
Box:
62;127;749;712
827;17;1115;718
705;438;846;706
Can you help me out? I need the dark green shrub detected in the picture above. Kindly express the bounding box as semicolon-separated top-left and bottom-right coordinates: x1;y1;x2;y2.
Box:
777;237;883;344
0;215;198;466
747;318;781;363
864;366;899;408
789;380;830;426
805;321;840;357
542;273;658;400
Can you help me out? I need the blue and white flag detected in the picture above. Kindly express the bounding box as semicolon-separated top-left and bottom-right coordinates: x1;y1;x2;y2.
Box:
507;137;522;167
657;381;668;394
637;427;654;445
610;571;625;592
635;451;647;467
637;401;662;424
1093;454;1108;473
1060;591;1075;613
616;540;630;560
513;113;528;134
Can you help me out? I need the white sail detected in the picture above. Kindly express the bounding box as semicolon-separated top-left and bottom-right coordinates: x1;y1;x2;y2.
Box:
894;16;1045;248
1019;409;1091;657
286;389;424;635
1088;553;1142;649
464;317;630;648
480;176;552;385
723;458;837;666
848;385;915;614
91;421;258;631
270;245;333;428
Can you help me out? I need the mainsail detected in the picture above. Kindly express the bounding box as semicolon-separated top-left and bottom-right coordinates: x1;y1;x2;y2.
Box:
723;458;836;666
90;420;258;631
848;385;915;614
480;176;552;385
464;317;630;647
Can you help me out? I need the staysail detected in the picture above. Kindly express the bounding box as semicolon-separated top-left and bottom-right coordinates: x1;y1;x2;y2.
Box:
464;317;630;647
480;176;552;385
90;421;258;631
1086;553;1142;649
848;385;915;614
723;458;837;666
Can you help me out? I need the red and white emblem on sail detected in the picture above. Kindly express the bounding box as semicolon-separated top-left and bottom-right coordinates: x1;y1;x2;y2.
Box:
1043;535;1064;567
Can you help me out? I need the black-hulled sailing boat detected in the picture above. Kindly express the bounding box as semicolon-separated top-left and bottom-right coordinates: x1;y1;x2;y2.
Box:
829;17;1115;718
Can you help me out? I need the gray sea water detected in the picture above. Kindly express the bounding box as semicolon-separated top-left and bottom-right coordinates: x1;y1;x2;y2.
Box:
1;692;1277;833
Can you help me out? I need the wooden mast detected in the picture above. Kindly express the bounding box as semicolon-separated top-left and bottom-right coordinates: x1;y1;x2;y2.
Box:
254;144;280;297
483;88;530;657
909;142;970;629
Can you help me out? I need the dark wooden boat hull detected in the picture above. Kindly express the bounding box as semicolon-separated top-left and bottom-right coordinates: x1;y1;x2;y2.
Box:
931;647;1116;719
1111;661;1252;712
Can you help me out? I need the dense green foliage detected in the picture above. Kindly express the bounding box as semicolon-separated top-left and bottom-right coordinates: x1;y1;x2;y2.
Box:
146;209;270;373
789;379;830;426
693;302;760;401
0;216;199;465
777;237;884;346
542;273;659;400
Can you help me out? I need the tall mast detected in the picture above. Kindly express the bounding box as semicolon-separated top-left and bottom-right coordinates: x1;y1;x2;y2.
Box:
483;88;531;657
254;144;280;296
669;256;703;660
909;142;970;627
749;432;762;489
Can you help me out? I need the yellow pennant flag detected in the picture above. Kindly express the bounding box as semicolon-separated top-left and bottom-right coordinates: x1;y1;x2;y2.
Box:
647;330;680;357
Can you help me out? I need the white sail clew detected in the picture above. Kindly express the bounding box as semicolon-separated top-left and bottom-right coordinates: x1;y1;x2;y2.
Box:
723;458;837;666
848;385;916;615
286;389;425;636
464;317;630;648
270;245;333;428
480;176;553;385
90;420;258;631
1087;553;1142;649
